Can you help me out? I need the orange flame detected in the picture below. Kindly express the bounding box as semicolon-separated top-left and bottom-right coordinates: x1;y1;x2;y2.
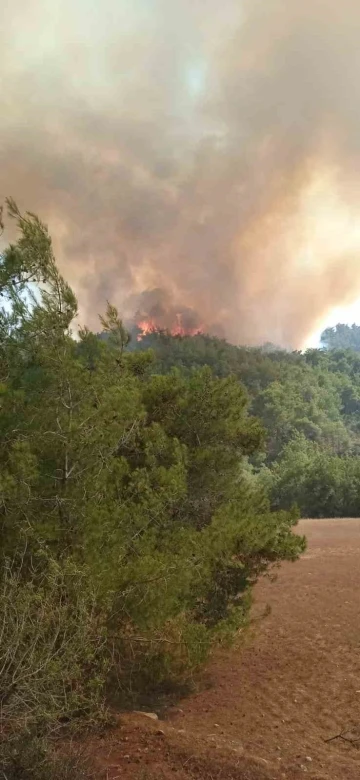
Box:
136;313;204;341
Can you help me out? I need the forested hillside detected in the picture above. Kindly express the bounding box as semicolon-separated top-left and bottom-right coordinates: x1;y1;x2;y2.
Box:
130;331;360;518
0;203;304;777
3;201;360;777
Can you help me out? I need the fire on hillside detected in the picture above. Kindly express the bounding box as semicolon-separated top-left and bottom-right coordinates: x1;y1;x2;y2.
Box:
136;313;204;340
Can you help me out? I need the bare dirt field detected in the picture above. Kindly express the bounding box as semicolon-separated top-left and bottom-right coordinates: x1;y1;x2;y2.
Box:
91;519;360;779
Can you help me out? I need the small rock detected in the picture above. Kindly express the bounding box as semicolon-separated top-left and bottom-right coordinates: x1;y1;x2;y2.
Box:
167;706;184;718
156;729;165;736
133;711;158;721
305;756;312;762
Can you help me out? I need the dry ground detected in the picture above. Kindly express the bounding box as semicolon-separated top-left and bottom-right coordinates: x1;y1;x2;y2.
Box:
89;519;360;779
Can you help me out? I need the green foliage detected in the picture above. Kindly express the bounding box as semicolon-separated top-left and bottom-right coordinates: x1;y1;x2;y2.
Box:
131;330;360;517
252;373;351;461
1;734;100;780
321;323;360;352
0;553;107;733
99;301;131;354
270;434;360;517
0;201;305;775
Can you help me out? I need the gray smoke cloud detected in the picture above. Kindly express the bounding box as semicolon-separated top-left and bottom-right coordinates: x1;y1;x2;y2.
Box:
2;0;360;346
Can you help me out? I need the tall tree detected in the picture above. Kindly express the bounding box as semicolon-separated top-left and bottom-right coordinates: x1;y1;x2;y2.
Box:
0;202;305;761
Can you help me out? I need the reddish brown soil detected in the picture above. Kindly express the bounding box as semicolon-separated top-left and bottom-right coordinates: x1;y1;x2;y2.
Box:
90;519;360;779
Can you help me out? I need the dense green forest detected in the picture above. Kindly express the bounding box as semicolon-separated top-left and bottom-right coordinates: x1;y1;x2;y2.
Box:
0;203;304;777
129;330;360;519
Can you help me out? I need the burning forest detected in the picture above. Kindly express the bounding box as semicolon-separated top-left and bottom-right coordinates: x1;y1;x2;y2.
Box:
128;289;206;340
136;316;204;340
3;0;360;347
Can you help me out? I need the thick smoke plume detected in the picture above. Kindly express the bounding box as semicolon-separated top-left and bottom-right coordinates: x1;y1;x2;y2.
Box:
2;0;360;347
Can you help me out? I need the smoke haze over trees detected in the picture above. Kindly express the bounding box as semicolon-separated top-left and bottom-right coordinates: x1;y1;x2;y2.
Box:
321;323;360;352
3;1;360;346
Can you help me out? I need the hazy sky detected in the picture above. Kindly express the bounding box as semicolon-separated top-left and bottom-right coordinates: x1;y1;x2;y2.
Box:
2;0;360;347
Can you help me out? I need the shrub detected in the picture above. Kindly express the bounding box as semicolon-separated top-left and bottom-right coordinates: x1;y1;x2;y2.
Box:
0;552;107;736
0;733;101;780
